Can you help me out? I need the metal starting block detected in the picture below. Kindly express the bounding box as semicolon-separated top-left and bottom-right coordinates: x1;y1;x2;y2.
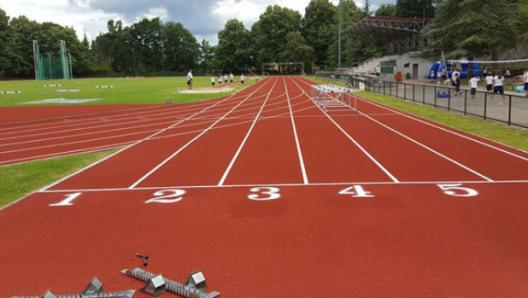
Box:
11;277;136;298
121;268;221;298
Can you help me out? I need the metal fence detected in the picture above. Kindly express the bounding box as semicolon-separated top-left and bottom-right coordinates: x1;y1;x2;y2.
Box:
315;73;528;128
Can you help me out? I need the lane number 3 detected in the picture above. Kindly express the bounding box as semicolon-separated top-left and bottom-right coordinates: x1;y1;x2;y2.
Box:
438;184;478;197
248;187;281;201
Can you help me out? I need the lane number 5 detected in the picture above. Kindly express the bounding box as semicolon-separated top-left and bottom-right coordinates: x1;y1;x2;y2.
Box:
438;184;478;197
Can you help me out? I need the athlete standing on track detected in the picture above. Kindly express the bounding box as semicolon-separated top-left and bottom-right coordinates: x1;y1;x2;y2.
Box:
229;73;234;84
211;75;215;87
187;69;193;90
241;74;245;85
219;73;223;86
491;70;506;104
522;69;528;98
224;74;228;85
485;72;494;94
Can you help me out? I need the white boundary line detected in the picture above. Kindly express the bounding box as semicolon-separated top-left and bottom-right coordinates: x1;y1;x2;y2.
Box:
355;108;493;182
290;77;400;183
37;179;528;193
217;77;280;186
131;78;276;189
39;91;240;192
284;77;309;184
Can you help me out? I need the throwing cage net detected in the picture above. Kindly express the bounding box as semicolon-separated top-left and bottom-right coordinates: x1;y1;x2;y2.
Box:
33;40;72;80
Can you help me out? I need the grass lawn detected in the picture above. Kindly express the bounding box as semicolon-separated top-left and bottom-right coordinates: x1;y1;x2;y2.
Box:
0;150;118;209
0;76;260;107
357;91;528;152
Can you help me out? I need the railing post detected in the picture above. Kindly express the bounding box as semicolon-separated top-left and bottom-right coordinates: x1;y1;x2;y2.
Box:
484;92;487;120
413;84;415;102
396;82;399;98
464;91;467;115
508;95;512;126
434;86;437;107
423;86;426;105
404;83;407;100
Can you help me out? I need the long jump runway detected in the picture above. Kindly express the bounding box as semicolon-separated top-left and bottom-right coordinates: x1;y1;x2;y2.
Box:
1;76;528;297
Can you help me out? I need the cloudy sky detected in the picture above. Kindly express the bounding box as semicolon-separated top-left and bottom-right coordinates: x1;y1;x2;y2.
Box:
0;0;395;44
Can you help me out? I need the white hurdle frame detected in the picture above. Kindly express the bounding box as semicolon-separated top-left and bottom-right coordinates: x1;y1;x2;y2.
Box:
43;84;61;99
310;84;356;112
57;89;80;102
95;85;115;99
0;91;22;100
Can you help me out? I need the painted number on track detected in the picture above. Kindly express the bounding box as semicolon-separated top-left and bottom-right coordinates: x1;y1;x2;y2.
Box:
146;190;186;204
438;184;478;197
50;192;82;207
248;187;281;201
339;185;374;198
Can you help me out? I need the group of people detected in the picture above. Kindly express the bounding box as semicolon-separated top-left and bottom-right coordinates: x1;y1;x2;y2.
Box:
186;69;259;90
451;68;528;103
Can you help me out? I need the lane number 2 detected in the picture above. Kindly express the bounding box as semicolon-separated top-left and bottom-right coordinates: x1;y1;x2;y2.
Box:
50;192;82;207
248;187;281;201
339;185;374;198
438;184;478;197
145;190;186;204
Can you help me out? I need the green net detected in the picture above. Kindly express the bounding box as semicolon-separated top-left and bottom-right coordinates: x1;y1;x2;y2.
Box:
33;40;71;80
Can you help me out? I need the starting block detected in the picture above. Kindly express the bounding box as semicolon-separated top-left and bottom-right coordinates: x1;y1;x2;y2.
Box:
11;277;136;298
122;267;221;298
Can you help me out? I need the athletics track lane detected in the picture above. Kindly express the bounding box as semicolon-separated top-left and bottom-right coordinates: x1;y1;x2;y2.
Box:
0;101;228;166
354;98;528;181
47;79;274;190
292;76;489;182
135;77;282;187
284;76;396;183
220;77;304;185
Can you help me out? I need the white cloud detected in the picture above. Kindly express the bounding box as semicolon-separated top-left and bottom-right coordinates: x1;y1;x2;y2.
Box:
0;0;393;44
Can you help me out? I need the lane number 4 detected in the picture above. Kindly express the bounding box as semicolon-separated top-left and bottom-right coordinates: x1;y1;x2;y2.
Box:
339;185;374;198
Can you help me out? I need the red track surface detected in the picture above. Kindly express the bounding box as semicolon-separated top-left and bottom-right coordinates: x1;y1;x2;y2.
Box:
1;76;528;298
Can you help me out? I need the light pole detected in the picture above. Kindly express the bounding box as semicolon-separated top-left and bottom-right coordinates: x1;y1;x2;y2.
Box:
338;0;342;69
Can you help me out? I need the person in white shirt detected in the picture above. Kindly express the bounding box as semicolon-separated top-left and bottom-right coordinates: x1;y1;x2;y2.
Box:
229;73;234;84
224;74;228;85
485;72;494;94
468;75;481;99
218;73;223;85
211;75;215;87
522;69;528;98
375;65;381;76
505;69;510;78
491;70;506;103
241;74;245;85
451;68;460;94
186;69;193;90
255;75;259;83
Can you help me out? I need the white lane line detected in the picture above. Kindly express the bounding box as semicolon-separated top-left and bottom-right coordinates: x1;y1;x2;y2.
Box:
217;78;280;186
37;179;528;193
290;76;400;183
355;107;493;182
40;92;239;192
357;97;528;162
284;77;309;184
130;78;276;189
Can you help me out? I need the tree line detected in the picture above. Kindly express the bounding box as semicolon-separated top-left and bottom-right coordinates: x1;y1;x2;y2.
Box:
0;0;527;78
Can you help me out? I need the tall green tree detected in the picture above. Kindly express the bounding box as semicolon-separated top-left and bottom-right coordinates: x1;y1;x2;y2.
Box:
302;0;337;69
163;21;200;71
424;0;523;62
375;4;397;17
396;0;435;18
199;39;216;74
215;19;253;73
251;5;302;66
128;18;165;72
279;32;315;72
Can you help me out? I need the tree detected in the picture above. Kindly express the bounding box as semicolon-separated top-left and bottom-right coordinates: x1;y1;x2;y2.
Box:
396;0;435;18
128;18;165;72
424;0;523;63
302;0;337;69
375;4;397;17
252;5;302;66
199;39;216;74
163;21;200;72
215;19;253;73
279;32;315;72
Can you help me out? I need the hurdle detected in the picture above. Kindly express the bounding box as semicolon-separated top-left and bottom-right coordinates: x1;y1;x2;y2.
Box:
57;89;80;102
95;85;115;99
310;84;356;112
43;84;61;99
0;91;22;100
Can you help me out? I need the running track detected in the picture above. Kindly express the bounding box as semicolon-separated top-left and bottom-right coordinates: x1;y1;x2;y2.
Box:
1;76;528;298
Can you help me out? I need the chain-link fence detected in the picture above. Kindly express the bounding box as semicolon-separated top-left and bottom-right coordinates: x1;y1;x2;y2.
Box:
315;73;528;128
